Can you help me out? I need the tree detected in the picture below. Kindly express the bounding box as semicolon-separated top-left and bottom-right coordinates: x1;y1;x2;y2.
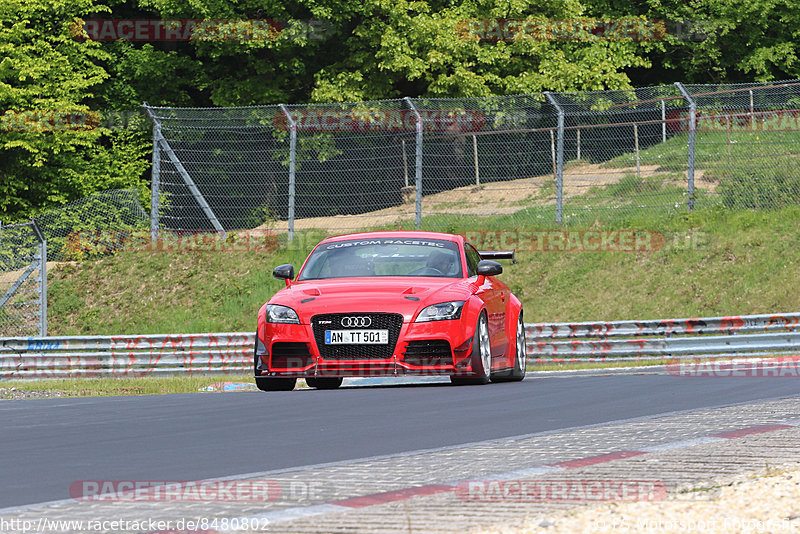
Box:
589;0;800;85
138;0;651;104
0;0;150;221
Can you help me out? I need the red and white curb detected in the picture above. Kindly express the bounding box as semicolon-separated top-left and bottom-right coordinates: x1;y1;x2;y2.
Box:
225;419;800;528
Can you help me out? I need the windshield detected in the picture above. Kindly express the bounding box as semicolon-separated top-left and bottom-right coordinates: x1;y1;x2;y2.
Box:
298;238;463;280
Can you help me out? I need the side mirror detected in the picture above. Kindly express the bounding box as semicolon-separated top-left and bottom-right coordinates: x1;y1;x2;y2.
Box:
273;264;295;283
477;260;502;277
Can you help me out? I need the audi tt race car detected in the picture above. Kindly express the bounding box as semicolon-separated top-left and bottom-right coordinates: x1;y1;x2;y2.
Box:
254;231;526;391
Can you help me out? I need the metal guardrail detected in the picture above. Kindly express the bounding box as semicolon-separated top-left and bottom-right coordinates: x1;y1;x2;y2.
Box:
1;312;799;379
528;312;800;362
0;333;252;379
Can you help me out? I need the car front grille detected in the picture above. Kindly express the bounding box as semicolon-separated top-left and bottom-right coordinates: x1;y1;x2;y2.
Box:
403;340;453;366
311;313;403;360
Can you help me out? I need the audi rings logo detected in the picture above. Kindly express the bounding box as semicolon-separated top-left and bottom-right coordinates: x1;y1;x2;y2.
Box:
340;316;372;328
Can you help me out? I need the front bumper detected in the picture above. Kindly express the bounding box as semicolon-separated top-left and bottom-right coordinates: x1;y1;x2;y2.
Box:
256;320;476;378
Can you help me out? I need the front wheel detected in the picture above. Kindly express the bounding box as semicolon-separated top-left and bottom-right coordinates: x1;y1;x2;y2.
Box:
306;377;343;390
255;377;296;391
451;312;491;386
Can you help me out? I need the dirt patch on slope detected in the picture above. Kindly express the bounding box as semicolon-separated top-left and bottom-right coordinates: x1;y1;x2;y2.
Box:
266;162;713;234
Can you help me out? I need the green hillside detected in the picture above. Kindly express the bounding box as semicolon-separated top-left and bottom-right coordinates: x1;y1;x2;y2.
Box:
47;206;800;335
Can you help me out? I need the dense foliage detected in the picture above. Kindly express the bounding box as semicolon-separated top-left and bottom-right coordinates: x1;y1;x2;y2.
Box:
1;0;798;220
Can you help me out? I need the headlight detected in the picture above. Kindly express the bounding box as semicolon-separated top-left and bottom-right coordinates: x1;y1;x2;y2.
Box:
415;301;465;322
266;304;300;324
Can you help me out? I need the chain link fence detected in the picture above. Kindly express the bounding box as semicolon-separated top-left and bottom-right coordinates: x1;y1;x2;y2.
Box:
144;80;800;237
0;190;148;336
685;82;800;210
0;221;46;336
33;189;149;262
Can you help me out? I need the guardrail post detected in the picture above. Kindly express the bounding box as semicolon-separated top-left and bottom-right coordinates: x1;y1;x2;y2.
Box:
545;92;564;223
675;82;696;211
279;104;297;241
404;97;423;230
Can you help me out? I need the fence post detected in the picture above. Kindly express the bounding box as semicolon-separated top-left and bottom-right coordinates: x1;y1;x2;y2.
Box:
31;220;47;337
576;128;581;161
144;104;226;235
39;239;47;336
545;92;564;223
726;115;732;154
404;97;423;230
634;123;640;177
473;135;480;186
402;139;409;187
144;103;161;244
675;82;696;211
279;105;297;241
661;100;666;143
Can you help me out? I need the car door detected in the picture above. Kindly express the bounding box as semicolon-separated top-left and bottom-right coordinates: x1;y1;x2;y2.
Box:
465;243;508;362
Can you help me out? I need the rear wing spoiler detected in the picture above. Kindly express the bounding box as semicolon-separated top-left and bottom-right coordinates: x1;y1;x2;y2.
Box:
478;250;516;264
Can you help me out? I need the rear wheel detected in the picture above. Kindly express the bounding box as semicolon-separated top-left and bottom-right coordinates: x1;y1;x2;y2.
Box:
492;311;526;382
451;312;491;386
255;376;296;391
306;377;343;390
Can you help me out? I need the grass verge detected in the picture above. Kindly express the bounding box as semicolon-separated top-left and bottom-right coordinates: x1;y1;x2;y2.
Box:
0;374;253;398
0;361;669;398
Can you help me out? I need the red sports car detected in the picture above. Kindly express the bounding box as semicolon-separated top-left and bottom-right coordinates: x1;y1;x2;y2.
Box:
254;231;526;391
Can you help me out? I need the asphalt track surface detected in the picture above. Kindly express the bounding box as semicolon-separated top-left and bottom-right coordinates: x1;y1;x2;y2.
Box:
2;373;799;509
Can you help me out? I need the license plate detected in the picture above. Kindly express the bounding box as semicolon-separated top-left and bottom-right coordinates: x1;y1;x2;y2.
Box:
325;330;389;344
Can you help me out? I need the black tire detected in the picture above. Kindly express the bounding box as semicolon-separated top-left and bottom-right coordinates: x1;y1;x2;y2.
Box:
255;376;296;391
254;338;296;391
306;377;344;390
492;311;527;383
451;312;491;386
